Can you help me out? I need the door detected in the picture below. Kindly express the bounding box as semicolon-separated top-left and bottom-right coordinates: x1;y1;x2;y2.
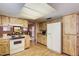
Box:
63;35;70;54
47;22;61;53
2;16;9;26
63;14;77;34
63;35;76;55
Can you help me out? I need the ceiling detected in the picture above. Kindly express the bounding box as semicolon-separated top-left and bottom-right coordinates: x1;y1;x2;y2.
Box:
0;3;79;21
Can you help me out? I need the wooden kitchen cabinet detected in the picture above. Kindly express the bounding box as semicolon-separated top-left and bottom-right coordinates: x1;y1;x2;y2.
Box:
37;34;47;45
37;22;47;45
63;14;79;34
63;13;79;56
38;22;47;30
0;39;9;55
25;35;30;49
63;35;76;55
23;20;28;27
10;17;28;27
10;17;18;25
2;16;10;26
0;44;9;55
16;18;23;26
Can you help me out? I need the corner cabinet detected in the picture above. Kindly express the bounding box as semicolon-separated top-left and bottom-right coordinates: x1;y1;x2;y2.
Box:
63;13;79;56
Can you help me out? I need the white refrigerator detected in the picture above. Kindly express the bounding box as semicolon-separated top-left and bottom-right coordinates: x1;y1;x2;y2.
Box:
47;22;62;53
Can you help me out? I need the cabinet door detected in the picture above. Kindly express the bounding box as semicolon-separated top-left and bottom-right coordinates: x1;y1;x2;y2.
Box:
2;16;9;26
63;35;76;55
37;35;40;43
0;44;6;55
0;46;2;55
10;17;18;24
44;36;47;45
76;36;79;55
63;35;70;55
16;19;23;26
0;44;9;55
23;20;28;27
25;35;30;49
63;14;77;34
69;35;76;56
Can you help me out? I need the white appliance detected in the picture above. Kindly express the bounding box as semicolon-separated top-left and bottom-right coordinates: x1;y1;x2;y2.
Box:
10;38;25;55
47;22;62;53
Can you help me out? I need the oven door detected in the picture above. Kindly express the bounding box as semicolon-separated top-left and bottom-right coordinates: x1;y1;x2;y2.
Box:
10;39;24;50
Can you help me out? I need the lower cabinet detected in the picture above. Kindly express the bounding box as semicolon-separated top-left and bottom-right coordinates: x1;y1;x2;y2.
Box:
0;43;9;55
37;34;47;45
63;35;79;56
25;35;31;49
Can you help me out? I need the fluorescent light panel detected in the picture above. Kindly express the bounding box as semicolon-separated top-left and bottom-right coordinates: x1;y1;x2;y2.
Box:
21;7;43;19
20;3;55;19
24;3;55;15
21;12;42;19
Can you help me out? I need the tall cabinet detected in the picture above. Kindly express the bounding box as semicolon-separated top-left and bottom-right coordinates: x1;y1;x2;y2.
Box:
63;13;79;56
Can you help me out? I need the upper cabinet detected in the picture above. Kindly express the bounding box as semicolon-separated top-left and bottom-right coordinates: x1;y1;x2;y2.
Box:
22;19;28;27
38;22;47;31
17;18;24;26
0;16;28;27
10;17;18;25
10;17;28;27
2;16;9;26
63;14;79;34
16;19;28;27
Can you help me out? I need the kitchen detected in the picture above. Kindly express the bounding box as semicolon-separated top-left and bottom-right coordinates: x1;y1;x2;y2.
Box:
0;15;31;55
0;3;79;56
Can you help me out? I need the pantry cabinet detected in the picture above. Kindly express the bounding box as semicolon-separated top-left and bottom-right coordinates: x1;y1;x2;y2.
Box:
63;35;76;55
63;14;78;34
2;16;9;26
63;13;79;56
